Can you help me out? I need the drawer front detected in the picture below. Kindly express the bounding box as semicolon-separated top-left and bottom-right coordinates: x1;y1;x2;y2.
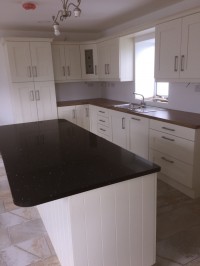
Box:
97;124;111;137
97;115;110;127
149;149;193;188
96;107;109;117
150;120;195;141
149;129;194;164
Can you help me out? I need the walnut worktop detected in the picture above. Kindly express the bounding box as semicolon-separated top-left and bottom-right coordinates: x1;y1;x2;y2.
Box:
57;98;200;129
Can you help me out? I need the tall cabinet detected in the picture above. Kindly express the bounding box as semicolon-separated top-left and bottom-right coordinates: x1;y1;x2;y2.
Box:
3;38;57;124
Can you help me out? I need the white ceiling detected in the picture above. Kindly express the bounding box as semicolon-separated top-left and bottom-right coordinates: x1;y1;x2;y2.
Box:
0;0;186;33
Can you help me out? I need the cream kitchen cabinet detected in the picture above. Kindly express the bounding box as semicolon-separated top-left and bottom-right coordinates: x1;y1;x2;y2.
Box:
128;114;149;160
155;12;200;81
149;119;200;198
97;37;134;81
58;105;90;130
5;40;54;82
11;82;57;123
52;44;82;82
111;110;129;149
80;44;98;80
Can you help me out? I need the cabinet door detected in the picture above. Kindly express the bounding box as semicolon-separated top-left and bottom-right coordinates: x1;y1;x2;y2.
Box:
34;82;57;121
76;105;90;130
107;38;119;79
98;42;108;79
180;13;200;79
57;106;77;124
12;82;38;123
52;45;66;82
6;42;33;82
30;42;54;82
155;19;182;80
128;115;149;159
64;45;82;80
111;111;129;149
80;44;98;80
89;105;98;134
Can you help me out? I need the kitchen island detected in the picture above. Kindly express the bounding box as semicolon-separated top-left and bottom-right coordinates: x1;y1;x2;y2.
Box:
0;119;160;266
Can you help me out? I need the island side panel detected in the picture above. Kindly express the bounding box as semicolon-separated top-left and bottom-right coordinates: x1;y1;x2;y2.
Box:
37;173;157;266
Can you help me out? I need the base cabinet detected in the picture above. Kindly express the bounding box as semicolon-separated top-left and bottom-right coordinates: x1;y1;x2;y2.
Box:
37;173;157;266
12;82;57;123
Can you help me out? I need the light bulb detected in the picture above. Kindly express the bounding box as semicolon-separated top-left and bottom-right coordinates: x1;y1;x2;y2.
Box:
74;7;81;17
53;22;60;36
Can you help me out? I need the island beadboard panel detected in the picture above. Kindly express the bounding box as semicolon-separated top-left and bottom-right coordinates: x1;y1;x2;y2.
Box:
37;173;157;266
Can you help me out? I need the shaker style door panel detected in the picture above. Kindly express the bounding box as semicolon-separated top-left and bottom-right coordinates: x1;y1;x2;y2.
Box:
64;45;82;80
52;45;66;82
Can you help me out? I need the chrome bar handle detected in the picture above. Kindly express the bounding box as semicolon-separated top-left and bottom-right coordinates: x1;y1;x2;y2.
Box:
85;107;89;117
28;66;32;77
35;90;40;101
35;66;37;77
162;136;175;142
29;90;34;101
122;117;125;129
73;109;76;119
95;65;97;75
174;56;178;72
162;126;175;132
62;66;66;76
100;128;106;132
161;157;174;164
181;55;185;71
107;64;110;75
131;117;141;121
105;64;107;75
67;66;70;76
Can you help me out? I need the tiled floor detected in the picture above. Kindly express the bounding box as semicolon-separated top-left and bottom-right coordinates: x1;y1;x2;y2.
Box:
1;154;200;266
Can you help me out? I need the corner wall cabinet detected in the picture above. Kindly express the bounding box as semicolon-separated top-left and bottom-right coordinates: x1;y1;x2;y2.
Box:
52;43;82;82
3;38;57;123
97;37;134;81
155;12;200;81
80;44;98;80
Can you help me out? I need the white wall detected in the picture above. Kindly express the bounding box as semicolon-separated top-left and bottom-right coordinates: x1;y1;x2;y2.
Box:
55;82;102;102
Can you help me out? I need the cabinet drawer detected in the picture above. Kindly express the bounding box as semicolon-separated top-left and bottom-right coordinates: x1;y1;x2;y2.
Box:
150;120;195;141
149;149;193;188
97;115;110;127
97;124;111;137
96;107;109;117
149;129;194;164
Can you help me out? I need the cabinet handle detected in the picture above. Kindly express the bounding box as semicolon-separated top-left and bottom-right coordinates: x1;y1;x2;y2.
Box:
181;55;185;71
62;66;66;76
131;117;141;121
35;90;40;101
174;56;178;72
28;66;32;77
162;136;175;142
32;66;37;77
162;126;175;132
99;119;105;122
105;64;107;75
85;107;89;117
107;64;110;74
99;111;105;114
73;109;76;119
29;90;34;101
161;156;174;164
67;66;70;76
95;65;97;75
100;128;106;132
122;117;125;129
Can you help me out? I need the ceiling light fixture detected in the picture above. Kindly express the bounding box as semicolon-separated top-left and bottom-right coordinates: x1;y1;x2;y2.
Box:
52;0;81;36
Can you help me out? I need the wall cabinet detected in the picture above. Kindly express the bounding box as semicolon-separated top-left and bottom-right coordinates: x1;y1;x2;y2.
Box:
80;44;98;80
52;44;82;82
128;114;149;160
111;110;129;149
6;41;54;82
58;105;90;130
149;119;200;198
97;37;134;81
155;12;200;81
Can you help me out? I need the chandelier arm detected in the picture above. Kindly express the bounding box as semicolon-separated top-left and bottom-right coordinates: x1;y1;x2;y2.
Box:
52;10;63;23
67;2;80;10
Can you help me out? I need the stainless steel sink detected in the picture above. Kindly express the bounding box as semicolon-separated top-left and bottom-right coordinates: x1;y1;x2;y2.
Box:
113;103;164;113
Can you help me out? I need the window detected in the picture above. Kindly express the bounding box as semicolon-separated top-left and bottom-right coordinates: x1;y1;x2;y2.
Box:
135;37;169;103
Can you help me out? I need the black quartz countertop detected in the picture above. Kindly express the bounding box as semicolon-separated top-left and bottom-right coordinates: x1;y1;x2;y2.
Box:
0;119;160;207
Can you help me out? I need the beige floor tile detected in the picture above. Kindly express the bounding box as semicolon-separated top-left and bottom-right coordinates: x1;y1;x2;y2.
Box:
0;167;6;176
0;175;7;182
0;200;5;214
0;180;11;198
16;236;51;259
32;255;61;266
11;207;40;221
44;234;56;256
0;245;39;266
0;228;11;250
185;257;200;265
157;224;200;264
8;219;46;245
157;204;200;240
0;212;27;229
154;256;182;265
3;196;19;212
